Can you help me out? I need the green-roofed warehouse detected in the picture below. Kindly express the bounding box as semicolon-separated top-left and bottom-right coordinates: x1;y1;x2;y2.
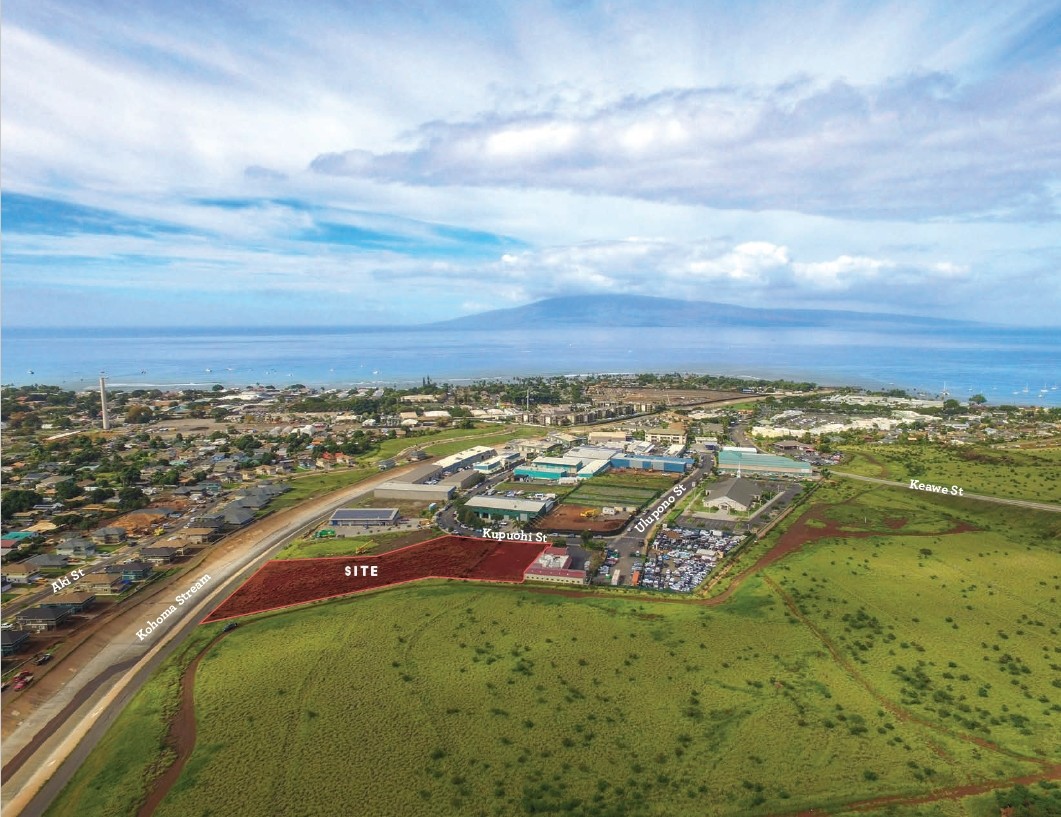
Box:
717;450;812;477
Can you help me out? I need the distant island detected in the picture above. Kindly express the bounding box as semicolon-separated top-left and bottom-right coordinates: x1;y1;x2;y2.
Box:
429;294;980;331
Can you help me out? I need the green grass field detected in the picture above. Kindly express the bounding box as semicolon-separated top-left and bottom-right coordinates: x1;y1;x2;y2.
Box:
837;443;1061;503
274;527;440;559
45;451;1060;817
44;622;224;817
766;484;1061;761
130;578;1042;817
562;483;659;508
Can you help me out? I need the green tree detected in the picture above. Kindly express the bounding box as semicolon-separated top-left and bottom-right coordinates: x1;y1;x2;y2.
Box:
2;489;42;520
125;405;154;424
117;486;148;511
54;480;83;501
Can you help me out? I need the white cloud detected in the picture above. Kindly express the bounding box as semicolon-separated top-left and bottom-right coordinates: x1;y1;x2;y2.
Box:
312;70;1061;221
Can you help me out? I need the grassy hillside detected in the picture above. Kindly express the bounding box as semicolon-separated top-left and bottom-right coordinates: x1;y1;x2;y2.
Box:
45;473;1059;817
838;443;1061;503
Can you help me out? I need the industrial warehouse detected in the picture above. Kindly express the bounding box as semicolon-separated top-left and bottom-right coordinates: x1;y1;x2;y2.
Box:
512;444;692;483
465;495;554;523
373;445;495;501
717;447;812;477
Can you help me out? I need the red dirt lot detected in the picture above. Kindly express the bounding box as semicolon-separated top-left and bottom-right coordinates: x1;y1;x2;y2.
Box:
203;535;545;622
533;503;630;534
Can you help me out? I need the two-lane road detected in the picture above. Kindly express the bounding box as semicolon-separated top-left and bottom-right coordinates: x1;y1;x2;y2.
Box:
831;471;1061;513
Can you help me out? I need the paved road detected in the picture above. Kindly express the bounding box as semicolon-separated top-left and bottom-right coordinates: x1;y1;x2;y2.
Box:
0;464;419;817
831;471;1061;513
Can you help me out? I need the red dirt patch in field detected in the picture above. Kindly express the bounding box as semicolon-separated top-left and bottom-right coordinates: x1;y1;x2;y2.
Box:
203;535;545;622
532;503;630;533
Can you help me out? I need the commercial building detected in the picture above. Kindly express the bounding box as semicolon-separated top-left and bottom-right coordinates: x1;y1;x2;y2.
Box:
645;427;687;445
439;470;481;489
435;446;495;473
465;496;553;523
523;547;587;585
329;508;400;527
717;450;812;477
588;430;629;444
703;478;762;513
374;481;454;502
474;452;523;474
609;455;692;473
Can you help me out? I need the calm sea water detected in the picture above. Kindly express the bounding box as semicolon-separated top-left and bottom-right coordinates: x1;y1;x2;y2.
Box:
2;324;1058;406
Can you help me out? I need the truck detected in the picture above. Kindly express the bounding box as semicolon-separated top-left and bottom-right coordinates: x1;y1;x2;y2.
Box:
610;571;622;586
630;570;642;586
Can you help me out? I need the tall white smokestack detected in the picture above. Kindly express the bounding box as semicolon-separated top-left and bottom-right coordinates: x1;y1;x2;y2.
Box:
99;374;110;431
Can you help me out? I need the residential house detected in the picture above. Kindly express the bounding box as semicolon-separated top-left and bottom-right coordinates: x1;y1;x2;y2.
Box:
1;629;31;656
15;605;72;632
140;546;178;564
24;554;67;570
2;562;42;585
222;506;255;527
91;526;127;545
104;561;153;582
75;574;127;595
56;537;97;559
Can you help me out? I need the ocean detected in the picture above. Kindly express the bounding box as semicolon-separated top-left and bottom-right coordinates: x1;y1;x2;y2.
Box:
1;324;1059;406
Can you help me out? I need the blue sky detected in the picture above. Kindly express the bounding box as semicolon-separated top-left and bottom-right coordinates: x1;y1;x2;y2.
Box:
2;0;1059;326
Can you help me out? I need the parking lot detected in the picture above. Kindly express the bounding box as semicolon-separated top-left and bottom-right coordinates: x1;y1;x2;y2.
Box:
632;526;743;592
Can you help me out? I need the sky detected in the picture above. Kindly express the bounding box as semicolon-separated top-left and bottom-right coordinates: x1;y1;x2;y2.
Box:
2;0;1059;327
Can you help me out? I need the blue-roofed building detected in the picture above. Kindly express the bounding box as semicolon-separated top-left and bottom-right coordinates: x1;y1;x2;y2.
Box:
609;455;692;473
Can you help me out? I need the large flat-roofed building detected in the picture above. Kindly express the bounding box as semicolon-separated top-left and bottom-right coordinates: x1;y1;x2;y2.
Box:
576;459;612;479
374;481;455;502
465;496;553;522
440;469;481;489
514;455;584;481
566;446;623;461
609;455;692;473
435;446;495;473
474;452;523;474
372;460;453;501
513;439;553;456
717;450;812;477
329;508;399;527
524;546;586;585
401;463;444;483
645;427;687;445
588;430;629;444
